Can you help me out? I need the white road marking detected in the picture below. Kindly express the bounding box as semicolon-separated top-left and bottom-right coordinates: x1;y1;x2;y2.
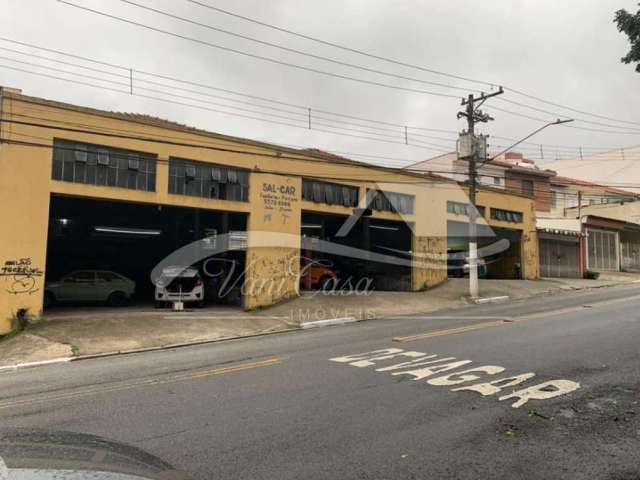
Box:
498;380;581;408
451;373;536;396
391;360;473;381
329;348;581;408
426;366;506;386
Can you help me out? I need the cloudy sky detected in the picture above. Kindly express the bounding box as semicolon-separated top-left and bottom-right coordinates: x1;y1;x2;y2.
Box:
2;0;640;171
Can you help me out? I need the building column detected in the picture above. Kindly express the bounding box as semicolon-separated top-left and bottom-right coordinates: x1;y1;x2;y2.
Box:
244;173;301;309
0;142;52;333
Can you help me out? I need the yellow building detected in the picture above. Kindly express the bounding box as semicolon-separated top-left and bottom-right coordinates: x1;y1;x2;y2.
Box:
0;88;539;334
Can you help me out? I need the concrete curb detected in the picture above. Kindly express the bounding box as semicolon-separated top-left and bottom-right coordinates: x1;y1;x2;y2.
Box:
0;356;72;373
69;326;302;362
300;316;357;329
472;296;510;305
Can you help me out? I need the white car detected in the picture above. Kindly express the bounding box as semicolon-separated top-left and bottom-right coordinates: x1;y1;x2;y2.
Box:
44;270;135;308
154;266;205;307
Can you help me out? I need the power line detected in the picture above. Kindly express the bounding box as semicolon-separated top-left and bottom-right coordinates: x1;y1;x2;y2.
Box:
3;115;637;195
11;106;427;167
59;0;640;138
3;132;638;202
186;0;640;129
484;105;640;135
55;1;462;99
117;0;476;95
0;38;461;134
0;63;455;154
4;36;635;155
496;97;640;132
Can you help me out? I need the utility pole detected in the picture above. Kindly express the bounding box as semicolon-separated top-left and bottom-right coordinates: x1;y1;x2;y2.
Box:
457;87;504;299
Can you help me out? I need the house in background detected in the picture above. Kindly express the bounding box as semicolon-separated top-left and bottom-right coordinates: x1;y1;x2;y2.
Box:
548;176;639;217
538;176;640;276
412;150;640;277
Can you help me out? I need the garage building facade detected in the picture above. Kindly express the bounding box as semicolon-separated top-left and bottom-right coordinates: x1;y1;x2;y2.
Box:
0;89;539;334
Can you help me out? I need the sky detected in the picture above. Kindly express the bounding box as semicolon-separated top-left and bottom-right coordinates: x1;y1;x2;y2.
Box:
2;0;640;172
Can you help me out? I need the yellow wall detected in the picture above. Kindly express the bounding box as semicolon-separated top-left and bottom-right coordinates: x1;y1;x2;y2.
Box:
0;141;51;332
244;173;301;309
0;92;540;332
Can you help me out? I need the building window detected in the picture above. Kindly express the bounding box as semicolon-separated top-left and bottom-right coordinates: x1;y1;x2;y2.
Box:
493;176;502;186
490;208;523;223
367;189;414;214
52;139;157;191
446;201;485;217
522;179;534;197
168;158;249;202
302;179;358;207
550;191;558;209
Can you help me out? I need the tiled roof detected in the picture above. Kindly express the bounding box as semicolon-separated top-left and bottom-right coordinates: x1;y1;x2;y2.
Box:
553;175;639;197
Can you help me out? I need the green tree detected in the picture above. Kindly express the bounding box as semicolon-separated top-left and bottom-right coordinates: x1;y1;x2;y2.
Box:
614;3;640;72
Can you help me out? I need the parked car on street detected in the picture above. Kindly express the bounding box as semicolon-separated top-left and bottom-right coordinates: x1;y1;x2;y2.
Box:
44;270;135;308
154;266;205;307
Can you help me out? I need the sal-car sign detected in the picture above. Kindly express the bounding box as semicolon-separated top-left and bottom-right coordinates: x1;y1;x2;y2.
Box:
330;348;580;409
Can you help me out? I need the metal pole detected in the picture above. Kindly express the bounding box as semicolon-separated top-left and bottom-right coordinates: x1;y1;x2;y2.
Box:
404;126;408;145
466;94;479;299
308;108;311;129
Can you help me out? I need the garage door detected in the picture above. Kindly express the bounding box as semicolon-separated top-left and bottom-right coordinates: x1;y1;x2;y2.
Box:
621;237;640;271
539;238;579;278
586;228;619;271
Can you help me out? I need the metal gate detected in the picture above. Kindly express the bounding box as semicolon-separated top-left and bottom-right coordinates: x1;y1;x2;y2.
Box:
586;228;619;271
621;235;640;271
539;237;580;278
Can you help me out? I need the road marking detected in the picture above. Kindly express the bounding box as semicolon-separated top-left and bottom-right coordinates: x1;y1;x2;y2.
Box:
392;320;508;342
393;293;640;343
0;357;281;411
330;348;580;408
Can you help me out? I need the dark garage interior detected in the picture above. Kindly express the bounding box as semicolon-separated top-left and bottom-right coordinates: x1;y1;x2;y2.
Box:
301;212;413;291
45;194;247;308
447;220;523;279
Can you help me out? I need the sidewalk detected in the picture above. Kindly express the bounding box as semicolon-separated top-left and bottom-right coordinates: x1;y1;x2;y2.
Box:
1;275;638;368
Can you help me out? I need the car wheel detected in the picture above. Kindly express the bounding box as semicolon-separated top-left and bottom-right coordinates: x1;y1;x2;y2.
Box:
44;291;56;309
107;291;129;307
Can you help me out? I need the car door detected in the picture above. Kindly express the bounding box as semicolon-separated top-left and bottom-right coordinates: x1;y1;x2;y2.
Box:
54;272;79;301
70;271;98;301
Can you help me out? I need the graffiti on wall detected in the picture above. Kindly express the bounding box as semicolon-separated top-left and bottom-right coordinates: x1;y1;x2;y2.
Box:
0;258;43;295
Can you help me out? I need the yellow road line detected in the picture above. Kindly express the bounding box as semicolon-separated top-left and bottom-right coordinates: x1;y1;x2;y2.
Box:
0;357;281;411
393;293;640;343
393;320;506;342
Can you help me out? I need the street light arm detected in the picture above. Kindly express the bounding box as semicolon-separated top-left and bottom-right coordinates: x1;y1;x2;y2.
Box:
480;118;574;167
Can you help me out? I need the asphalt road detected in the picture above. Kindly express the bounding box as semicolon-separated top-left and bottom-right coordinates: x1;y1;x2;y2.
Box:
1;284;640;479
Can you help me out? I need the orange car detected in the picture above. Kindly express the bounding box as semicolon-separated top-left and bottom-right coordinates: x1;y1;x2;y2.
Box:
300;254;338;290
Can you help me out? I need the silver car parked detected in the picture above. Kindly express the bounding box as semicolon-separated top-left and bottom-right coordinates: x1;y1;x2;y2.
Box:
44;270;135;308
